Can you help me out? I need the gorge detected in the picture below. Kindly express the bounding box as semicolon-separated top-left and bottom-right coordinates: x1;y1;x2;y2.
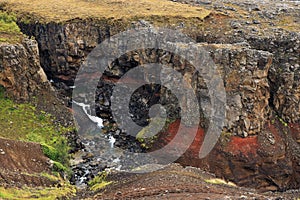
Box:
0;0;299;199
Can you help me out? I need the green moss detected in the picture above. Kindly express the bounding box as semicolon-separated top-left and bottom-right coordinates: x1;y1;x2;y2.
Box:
40;172;61;182
205;178;236;187
0;11;23;43
51;161;72;178
277;116;288;127
136;117;166;149
88;171;112;191
0;90;72;178
0;184;76;199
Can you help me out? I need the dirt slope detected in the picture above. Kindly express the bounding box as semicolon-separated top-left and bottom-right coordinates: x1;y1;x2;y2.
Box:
0;137;55;187
77;164;300;199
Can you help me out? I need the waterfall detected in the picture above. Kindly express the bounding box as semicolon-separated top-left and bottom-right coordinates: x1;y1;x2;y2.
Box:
72;100;103;128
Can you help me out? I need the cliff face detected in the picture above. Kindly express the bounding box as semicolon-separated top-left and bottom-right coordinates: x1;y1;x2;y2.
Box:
17;18;300;128
5;0;297;191
0;39;49;101
17;18;300;191
0;38;74;123
247;33;300;124
18;21;118;86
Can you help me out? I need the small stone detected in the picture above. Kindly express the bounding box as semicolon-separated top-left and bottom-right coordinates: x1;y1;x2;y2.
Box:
0;149;5;155
231;21;241;29
239;195;247;199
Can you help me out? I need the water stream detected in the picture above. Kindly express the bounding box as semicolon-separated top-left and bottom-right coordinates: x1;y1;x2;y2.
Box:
71;101;123;187
71;100;161;187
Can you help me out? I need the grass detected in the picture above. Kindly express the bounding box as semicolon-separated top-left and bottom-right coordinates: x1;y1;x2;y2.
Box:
0;0;211;23
136;117;165;149
205;178;236;187
276;15;300;32
0;86;72;176
0;184;76;199
88;171;113;191
0;11;23;43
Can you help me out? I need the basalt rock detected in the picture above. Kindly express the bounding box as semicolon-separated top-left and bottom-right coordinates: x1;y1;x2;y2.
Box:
0;39;49;101
15;7;300;191
18;20;122;86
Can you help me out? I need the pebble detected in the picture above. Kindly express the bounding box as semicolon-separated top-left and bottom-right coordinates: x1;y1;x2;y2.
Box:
0;149;5;155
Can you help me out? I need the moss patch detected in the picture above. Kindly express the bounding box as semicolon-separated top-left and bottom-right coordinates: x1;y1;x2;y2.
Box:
205;178;236;187
0;184;76;199
0;11;23;43
88;171;113;191
0;87;71;176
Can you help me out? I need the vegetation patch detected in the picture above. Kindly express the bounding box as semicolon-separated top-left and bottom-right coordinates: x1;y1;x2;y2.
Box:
136;117;165;149
88;171;113;191
0;86;72;176
205;178;236;187
277;115;288;127
0;11;23;43
0;184;76;199
0;0;211;24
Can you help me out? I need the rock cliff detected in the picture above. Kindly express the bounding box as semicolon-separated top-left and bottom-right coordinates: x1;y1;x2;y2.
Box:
0;0;299;193
0;39;49;101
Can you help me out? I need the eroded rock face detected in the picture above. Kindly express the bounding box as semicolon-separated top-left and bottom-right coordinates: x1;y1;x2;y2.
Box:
247;33;300;123
96;43;273;137
17;17;300;190
201;43;272;137
92;43;299;190
18;20;120;86
0;39;49;101
0;38;72;123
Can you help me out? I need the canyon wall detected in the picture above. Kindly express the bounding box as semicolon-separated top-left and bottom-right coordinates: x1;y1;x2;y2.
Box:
17;19;300;191
0;39;49;101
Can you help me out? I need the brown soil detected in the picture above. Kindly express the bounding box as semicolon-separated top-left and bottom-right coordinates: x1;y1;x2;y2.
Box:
77;164;299;199
0;137;56;187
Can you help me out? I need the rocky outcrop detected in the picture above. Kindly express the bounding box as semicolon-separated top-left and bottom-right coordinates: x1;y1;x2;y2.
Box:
91;42;299;191
202;43;272;137
0;39;49;101
246;32;300;123
0;38;73;124
18;20;123;87
14;1;300;191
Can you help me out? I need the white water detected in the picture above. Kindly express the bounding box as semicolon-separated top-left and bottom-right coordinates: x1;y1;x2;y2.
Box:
108;135;116;148
72;100;103;128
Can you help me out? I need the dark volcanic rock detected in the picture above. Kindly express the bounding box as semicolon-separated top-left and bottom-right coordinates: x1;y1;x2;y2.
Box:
14;0;300;191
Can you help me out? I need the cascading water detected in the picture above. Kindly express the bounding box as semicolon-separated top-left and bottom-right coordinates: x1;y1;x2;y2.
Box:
71;101;122;187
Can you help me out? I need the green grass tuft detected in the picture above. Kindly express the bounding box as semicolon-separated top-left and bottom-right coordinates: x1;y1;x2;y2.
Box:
88;171;112;191
0;11;23;43
0;87;72;177
0;184;76;199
